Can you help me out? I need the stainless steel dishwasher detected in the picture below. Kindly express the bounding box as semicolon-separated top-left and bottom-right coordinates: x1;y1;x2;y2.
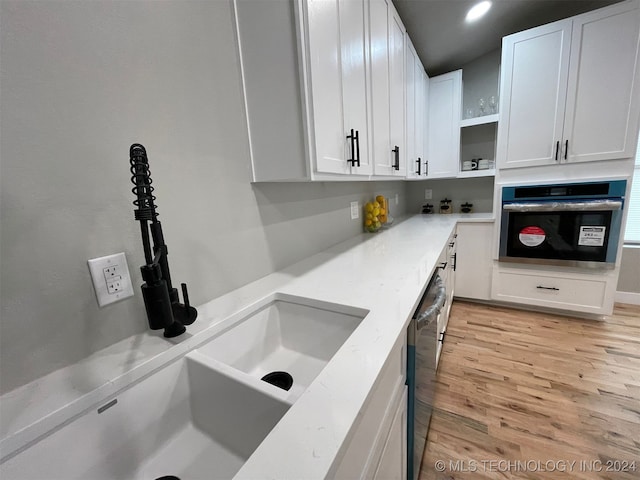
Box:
406;273;446;480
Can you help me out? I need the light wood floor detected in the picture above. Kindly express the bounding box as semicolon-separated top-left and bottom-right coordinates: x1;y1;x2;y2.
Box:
419;301;640;480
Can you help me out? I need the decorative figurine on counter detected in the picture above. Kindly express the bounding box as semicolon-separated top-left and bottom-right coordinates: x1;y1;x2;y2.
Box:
439;198;452;214
460;202;473;214
421;204;434;214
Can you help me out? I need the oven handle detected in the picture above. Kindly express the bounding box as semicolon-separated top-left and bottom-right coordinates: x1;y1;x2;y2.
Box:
502;200;622;212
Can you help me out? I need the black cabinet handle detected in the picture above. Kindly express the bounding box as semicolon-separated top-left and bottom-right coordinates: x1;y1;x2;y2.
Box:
355;130;361;167
424;159;429;176
452;253;457;271
564;139;568;160
536;285;559;291
439;262;447;269
555;140;560;161
415;157;421;175
347;129;356;166
391;146;399;170
449;242;455;247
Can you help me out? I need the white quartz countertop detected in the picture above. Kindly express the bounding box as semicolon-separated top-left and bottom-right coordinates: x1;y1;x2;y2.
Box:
0;213;494;475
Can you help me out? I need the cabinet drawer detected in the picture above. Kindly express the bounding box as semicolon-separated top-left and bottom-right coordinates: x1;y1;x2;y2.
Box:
492;268;609;314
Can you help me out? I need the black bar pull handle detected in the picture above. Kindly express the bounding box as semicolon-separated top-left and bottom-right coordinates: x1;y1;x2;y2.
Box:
439;261;447;269
536;285;559;291
347;129;355;166
555;140;560;161
415;157;421;175
391;146;400;170
424;159;429;176
355;130;361;167
564;139;568;160
452;252;457;271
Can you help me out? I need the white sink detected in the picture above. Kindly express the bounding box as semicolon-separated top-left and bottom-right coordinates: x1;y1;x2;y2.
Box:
0;294;367;479
195;293;368;400
0;354;290;480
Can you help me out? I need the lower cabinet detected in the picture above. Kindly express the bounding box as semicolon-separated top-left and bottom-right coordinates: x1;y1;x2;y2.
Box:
371;387;408;480
333;335;407;479
435;228;456;365
491;263;618;315
454;222;494;300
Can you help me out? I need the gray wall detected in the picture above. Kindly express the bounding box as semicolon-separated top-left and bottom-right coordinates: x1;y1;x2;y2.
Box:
0;0;408;394
461;49;501;119
618;247;640;293
407;177;495;214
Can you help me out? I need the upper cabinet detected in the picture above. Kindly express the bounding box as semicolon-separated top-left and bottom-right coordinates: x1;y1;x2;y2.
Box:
307;0;372;176
405;39;429;179
498;1;640;169
426;70;462;178
236;0;411;182
370;0;407;177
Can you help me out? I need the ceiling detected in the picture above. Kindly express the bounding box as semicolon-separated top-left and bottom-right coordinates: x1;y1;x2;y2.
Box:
393;0;623;76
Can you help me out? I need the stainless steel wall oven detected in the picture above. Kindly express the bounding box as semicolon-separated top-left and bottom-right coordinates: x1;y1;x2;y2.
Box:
499;180;626;268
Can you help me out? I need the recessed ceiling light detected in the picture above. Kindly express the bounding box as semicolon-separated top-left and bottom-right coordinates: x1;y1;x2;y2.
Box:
466;1;492;22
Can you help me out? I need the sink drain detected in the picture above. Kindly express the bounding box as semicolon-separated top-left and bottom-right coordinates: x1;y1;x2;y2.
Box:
261;371;293;391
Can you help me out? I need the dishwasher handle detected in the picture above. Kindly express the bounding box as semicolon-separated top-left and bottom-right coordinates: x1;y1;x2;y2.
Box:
416;276;446;330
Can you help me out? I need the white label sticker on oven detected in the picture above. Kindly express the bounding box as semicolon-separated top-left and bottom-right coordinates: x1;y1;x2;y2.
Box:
578;226;606;246
519;226;546;247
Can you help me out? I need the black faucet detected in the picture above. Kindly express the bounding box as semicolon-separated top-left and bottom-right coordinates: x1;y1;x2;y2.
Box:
129;144;197;338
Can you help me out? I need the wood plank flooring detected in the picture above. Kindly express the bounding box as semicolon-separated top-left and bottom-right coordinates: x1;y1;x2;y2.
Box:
419;301;640;480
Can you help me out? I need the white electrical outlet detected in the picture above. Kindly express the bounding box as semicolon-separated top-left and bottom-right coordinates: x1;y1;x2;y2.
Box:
88;252;134;307
424;189;433;200
395;193;399;205
350;201;359;220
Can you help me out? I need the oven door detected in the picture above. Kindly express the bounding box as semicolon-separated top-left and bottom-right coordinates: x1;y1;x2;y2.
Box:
499;200;623;268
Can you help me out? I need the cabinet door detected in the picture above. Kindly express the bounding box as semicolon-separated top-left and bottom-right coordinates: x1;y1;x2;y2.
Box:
370;0;405;177
340;0;372;175
306;0;370;175
497;20;572;169
405;39;418;178
426;70;461;178
389;6;406;176
370;0;393;176
454;222;493;300
415;64;425;176
563;1;640;164
372;387;407;480
406;45;428;179
423;69;430;178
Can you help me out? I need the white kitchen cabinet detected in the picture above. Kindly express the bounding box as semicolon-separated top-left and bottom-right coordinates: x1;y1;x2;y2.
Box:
405;39;427;179
436;228;456;366
307;0;371;176
454;222;494;300
333;335;406;479
370;0;406;177
235;0;374;181
491;263;618;315
498;1;640;169
405;39;416;178
371;387;407;480
426;70;461;178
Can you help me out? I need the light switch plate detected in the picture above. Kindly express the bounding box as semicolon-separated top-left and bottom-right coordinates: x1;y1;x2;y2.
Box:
424;189;433;200
88;252;134;307
350;201;359;220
